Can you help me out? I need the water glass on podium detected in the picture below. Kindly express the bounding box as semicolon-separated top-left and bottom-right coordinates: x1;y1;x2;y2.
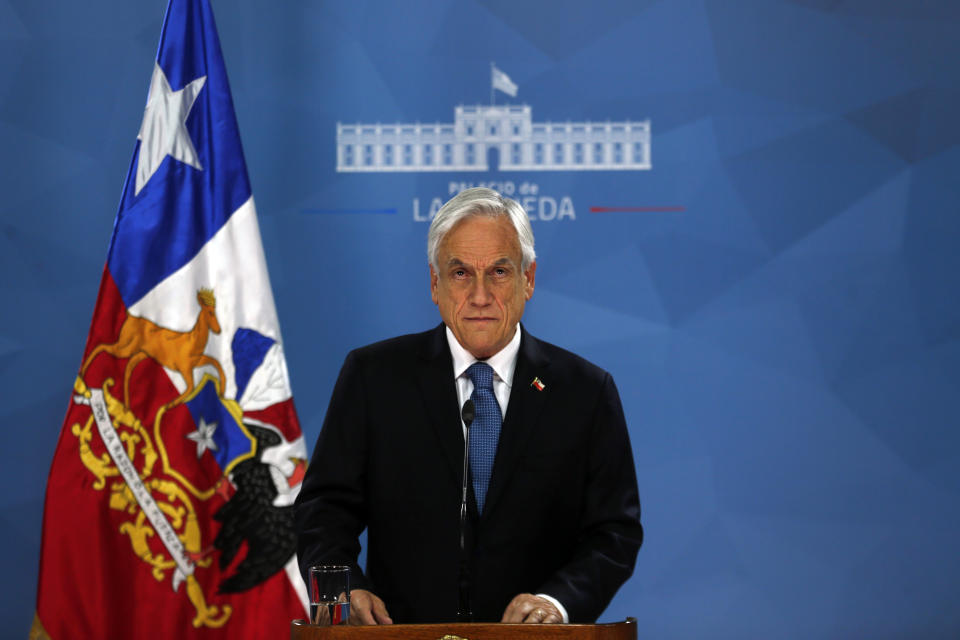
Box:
309;565;351;625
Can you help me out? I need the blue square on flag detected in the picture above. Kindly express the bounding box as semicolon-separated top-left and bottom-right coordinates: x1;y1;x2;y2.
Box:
184;379;255;472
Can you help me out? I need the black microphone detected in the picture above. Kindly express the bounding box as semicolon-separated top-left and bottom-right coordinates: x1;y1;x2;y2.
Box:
457;399;474;622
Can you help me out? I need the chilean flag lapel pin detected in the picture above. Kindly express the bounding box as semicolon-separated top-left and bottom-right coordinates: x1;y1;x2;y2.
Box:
531;377;546;391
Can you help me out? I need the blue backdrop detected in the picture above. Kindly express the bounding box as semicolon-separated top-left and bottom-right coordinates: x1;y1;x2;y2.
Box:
2;0;959;637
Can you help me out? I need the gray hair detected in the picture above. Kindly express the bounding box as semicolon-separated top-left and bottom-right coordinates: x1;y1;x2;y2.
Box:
427;187;536;271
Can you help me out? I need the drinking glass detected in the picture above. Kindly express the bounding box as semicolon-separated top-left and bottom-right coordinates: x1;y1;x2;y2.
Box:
309;565;351;625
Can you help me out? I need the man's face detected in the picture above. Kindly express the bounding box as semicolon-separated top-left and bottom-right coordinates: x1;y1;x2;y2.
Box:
430;215;536;360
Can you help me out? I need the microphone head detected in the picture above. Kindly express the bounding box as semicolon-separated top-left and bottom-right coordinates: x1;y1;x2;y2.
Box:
461;399;475;428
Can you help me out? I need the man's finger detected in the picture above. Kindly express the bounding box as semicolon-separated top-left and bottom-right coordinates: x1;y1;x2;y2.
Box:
500;594;529;623
522;605;550;624
352;597;375;625
348;589;382;625
371;595;394;625
523;606;560;624
501;593;560;624
542;610;562;624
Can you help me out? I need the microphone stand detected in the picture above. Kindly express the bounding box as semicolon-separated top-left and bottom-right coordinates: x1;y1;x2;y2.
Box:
457;399;475;622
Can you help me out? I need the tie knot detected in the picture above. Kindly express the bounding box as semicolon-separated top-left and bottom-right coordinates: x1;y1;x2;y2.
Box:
466;362;494;390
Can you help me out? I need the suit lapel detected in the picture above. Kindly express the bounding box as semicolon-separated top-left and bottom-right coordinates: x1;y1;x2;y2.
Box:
483;326;550;518
415;324;465;485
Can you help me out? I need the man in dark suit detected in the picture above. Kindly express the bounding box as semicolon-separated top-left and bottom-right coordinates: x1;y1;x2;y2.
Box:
295;188;642;625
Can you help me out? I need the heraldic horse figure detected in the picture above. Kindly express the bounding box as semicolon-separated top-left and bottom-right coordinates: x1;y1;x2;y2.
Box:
81;289;227;410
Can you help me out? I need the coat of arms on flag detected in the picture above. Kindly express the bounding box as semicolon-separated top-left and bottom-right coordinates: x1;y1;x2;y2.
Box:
32;0;309;638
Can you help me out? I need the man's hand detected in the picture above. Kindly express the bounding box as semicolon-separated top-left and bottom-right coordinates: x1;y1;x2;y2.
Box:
349;589;393;625
500;593;562;624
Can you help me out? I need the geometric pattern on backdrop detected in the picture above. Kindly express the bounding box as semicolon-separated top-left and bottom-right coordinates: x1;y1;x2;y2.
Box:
3;1;958;638
295;3;960;634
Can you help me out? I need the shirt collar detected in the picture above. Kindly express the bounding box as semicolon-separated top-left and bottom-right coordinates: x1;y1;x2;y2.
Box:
446;324;521;388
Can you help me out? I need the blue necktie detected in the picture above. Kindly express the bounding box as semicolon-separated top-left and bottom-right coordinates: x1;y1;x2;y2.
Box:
466;362;501;514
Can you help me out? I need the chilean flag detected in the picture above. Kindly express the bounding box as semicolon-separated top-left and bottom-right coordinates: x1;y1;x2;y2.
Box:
33;0;309;637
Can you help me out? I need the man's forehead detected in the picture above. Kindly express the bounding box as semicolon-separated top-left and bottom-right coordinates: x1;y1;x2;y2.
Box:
444;255;516;267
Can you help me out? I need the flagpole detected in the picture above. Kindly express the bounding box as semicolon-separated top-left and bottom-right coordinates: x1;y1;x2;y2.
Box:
490;61;494;106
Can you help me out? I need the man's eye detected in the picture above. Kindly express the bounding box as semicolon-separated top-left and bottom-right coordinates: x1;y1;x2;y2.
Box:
453;269;467;278
494;268;508;277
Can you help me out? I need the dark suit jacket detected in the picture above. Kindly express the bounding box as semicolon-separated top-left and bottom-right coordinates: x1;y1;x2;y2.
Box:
294;324;642;623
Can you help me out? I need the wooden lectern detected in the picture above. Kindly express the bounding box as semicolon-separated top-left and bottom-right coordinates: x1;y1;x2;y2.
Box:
290;618;636;640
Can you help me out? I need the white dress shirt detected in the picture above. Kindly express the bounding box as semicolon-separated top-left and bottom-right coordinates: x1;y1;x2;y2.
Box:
446;325;520;433
444;325;570;623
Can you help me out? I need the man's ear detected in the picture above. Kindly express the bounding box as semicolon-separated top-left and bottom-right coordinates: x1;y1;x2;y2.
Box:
430;265;439;305
523;261;537;300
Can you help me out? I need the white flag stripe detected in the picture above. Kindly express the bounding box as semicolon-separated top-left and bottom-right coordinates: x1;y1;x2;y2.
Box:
285;556;310;613
239;342;294;410
127;196;289;404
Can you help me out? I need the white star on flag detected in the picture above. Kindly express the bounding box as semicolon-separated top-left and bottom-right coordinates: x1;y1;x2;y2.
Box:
135;62;207;195
186;417;219;459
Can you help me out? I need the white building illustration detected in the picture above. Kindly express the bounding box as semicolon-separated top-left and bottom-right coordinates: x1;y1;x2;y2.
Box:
336;104;651;173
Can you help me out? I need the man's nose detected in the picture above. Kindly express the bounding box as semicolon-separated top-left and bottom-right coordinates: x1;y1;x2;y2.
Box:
469;276;493;305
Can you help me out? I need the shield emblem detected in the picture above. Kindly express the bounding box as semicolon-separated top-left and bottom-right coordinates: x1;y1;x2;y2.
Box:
154;374;256;499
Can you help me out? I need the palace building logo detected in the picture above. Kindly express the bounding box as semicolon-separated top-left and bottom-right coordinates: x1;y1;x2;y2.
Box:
336;65;651;174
